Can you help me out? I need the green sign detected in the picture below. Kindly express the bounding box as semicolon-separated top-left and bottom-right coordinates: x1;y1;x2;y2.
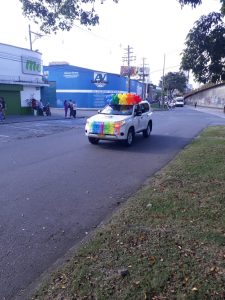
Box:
22;56;42;75
26;60;41;72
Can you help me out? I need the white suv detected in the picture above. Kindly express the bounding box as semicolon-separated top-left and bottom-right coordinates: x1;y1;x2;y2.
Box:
175;97;184;107
85;101;153;146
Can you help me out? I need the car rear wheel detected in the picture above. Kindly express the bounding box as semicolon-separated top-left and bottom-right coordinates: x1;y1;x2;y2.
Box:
125;128;134;146
143;121;152;138
88;137;99;144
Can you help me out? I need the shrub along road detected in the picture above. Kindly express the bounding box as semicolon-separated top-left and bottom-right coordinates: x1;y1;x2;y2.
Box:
32;126;225;300
1;106;224;300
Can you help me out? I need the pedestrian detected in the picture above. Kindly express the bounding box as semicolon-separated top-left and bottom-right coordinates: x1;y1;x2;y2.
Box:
0;100;3;121
31;98;38;116
64;100;69;118
68;100;74;118
0;97;6;119
194;101;197;108
38;99;44;116
72;100;77;118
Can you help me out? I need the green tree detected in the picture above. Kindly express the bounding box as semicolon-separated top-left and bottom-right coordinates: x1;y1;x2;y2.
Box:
19;0;118;33
19;0;225;34
181;12;225;84
160;72;187;97
177;0;202;7
177;0;225;14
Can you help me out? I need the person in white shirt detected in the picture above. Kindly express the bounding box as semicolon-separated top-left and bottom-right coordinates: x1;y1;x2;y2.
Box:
72;101;77;118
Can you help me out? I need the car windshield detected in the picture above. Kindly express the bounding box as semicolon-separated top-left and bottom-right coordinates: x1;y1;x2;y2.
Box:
100;105;134;115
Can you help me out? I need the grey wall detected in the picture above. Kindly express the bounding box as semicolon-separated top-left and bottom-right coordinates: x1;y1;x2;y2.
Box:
185;84;225;108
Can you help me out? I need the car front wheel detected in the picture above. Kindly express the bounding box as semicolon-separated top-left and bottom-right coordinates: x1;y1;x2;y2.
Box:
88;137;99;144
143;121;152;138
125;128;134;146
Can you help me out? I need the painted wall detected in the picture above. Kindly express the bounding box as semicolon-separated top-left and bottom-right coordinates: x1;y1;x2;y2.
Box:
20;86;41;107
0;43;46;114
43;64;145;108
185;84;225;108
0;43;43;83
0;84;31;115
41;81;57;107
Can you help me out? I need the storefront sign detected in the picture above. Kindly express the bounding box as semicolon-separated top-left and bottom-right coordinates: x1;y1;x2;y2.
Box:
64;71;79;78
92;72;108;88
22;56;42;75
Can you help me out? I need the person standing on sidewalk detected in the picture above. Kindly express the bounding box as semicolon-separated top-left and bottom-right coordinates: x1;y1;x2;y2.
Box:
64;100;69;118
68;100;73;118
0;100;3;121
31;98;38;116
72;100;77;118
0;97;6;119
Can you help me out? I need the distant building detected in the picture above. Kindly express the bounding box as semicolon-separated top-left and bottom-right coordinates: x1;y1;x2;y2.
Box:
43;63;145;109
0;42;48;115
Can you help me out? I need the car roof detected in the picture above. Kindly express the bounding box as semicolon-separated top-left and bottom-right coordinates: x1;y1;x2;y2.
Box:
140;100;150;104
109;100;149;105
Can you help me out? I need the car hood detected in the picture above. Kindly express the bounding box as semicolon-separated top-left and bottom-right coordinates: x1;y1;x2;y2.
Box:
87;114;131;123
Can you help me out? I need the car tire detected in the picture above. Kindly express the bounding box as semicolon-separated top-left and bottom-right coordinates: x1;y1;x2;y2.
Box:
88;137;99;144
143;121;152;138
125;128;134;146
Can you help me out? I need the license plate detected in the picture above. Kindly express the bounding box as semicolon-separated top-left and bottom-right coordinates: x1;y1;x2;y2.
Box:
98;134;105;138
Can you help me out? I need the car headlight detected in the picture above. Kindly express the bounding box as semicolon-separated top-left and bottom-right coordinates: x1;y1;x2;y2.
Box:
114;120;126;127
86;119;92;128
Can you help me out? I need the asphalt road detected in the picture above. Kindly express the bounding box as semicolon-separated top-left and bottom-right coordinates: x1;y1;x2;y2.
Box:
0;107;225;300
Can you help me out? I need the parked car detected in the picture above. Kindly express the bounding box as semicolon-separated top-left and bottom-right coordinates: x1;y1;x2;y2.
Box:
85;100;153;146
175;97;184;107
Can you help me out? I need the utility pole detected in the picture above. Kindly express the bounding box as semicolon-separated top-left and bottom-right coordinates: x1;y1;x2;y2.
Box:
122;45;136;93
161;53;166;107
29;25;32;50
28;25;43;51
140;57;149;100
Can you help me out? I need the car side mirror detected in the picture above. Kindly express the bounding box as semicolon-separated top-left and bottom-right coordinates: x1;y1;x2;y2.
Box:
98;109;101;114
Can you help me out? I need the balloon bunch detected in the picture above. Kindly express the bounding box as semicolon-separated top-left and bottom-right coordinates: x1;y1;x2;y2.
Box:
106;93;142;105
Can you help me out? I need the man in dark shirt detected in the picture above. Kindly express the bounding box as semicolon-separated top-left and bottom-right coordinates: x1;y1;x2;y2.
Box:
0;97;6;119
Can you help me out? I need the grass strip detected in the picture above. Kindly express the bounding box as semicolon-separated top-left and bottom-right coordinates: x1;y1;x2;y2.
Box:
32;126;225;300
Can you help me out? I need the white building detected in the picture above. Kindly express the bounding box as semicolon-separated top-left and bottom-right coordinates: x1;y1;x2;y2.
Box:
0;42;48;115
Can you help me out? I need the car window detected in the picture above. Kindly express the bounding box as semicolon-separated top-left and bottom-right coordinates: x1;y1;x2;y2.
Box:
140;103;150;113
101;104;134;115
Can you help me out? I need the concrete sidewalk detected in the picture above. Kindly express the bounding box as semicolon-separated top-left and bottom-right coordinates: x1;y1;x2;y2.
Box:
188;104;225;119
0;108;98;124
1;105;225;125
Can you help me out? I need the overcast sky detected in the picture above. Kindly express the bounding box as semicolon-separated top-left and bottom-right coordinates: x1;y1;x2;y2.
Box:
0;0;221;86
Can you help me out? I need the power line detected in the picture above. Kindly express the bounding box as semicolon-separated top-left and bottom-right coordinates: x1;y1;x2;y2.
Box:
72;23;122;49
0;51;43;64
150;64;181;74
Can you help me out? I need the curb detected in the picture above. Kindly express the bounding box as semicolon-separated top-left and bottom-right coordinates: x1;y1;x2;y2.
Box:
0;116;88;125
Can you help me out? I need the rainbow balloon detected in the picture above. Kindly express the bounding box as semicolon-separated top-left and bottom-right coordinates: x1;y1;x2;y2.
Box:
106;93;142;105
